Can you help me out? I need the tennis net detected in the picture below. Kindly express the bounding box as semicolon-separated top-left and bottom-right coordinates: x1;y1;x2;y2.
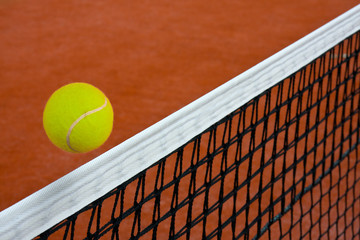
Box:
0;5;360;240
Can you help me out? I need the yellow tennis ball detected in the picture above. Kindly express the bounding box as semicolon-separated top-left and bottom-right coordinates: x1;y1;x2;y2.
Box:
43;82;114;153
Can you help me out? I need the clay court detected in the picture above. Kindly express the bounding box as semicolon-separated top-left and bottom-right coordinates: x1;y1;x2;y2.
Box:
0;1;359;238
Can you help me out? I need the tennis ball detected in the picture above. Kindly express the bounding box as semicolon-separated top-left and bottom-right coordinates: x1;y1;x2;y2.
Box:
43;82;113;153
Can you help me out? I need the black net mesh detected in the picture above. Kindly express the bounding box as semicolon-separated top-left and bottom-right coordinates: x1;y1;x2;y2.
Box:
36;31;360;240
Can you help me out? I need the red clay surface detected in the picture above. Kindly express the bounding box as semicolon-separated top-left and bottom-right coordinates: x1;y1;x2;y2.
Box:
0;0;358;213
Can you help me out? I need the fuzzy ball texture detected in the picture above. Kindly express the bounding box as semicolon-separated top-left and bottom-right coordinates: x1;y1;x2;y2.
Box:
43;83;113;153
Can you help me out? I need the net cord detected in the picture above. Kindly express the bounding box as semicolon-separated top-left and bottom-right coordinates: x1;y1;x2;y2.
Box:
0;4;359;240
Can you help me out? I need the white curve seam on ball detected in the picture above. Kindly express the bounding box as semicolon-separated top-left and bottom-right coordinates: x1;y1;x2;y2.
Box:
66;98;108;152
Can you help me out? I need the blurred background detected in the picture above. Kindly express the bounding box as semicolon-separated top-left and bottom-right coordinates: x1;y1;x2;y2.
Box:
0;0;358;211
